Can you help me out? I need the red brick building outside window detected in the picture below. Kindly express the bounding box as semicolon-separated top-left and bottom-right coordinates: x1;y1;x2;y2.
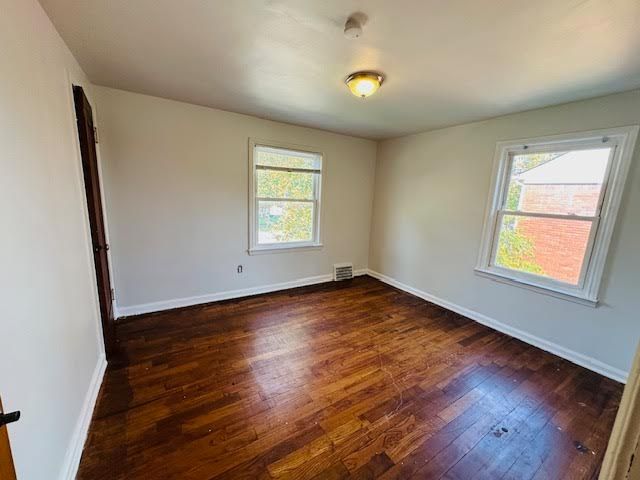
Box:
498;149;609;285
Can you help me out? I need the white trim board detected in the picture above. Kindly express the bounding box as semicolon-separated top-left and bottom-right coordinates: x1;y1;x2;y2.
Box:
116;269;368;318
367;269;628;384
59;354;107;480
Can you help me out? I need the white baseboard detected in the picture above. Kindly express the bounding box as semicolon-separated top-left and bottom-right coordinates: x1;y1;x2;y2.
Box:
117;269;369;318
367;269;628;384
59;353;107;480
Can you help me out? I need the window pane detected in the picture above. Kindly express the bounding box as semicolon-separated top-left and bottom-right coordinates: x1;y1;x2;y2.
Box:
258;201;313;244
495;214;593;285
256;169;314;200
255;146;321;170
505;148;610;216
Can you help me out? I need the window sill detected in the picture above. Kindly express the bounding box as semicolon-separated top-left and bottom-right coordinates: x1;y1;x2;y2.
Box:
248;244;324;255
474;267;598;307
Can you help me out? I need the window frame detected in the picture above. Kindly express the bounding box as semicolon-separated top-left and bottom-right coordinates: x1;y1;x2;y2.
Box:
248;138;324;255
475;126;638;306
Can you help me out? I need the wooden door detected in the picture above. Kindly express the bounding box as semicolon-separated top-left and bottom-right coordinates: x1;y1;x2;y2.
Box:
73;86;117;358
0;397;17;480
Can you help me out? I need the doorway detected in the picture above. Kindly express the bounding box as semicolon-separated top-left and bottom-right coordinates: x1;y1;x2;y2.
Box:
73;85;117;359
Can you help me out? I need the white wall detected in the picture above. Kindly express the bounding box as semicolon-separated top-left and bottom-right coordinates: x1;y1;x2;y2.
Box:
0;0;106;479
93;87;377;313
370;89;640;381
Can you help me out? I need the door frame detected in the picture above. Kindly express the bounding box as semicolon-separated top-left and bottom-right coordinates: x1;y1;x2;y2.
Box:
65;70;117;357
600;340;640;479
0;396;17;480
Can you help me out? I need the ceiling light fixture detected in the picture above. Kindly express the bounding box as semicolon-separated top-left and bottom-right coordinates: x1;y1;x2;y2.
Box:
345;71;384;98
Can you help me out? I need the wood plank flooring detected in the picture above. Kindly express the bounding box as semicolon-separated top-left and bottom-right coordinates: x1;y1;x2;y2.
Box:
77;276;622;479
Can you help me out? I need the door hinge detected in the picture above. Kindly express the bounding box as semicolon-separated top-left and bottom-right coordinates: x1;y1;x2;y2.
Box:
111;288;115;301
93;126;99;144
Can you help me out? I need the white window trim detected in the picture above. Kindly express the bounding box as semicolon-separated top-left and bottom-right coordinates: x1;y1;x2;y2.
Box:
475;126;638;306
248;138;324;255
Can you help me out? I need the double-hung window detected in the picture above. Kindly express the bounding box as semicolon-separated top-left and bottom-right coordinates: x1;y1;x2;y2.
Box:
249;140;323;254
476;126;638;305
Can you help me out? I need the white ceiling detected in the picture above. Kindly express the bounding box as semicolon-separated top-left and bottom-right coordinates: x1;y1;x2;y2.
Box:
39;0;640;139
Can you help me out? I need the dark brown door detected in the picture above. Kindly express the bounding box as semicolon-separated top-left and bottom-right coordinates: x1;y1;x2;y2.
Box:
73;86;117;359
0;396;17;480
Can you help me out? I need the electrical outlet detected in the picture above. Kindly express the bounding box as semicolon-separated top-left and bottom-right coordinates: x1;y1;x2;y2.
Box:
237;265;243;274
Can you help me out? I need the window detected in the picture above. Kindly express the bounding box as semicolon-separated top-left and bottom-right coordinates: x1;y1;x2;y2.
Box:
476;127;638;305
249;140;323;254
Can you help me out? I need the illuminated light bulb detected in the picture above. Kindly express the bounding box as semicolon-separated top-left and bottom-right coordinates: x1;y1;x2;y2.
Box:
345;71;384;98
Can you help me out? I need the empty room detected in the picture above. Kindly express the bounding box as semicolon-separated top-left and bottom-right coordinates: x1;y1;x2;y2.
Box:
3;0;640;479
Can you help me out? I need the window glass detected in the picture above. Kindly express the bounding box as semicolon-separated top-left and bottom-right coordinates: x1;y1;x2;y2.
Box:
257;201;314;244
256;170;314;200
495;214;593;285
505;148;610;216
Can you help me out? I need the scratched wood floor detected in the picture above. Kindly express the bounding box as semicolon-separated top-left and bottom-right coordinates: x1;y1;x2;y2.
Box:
77;276;622;479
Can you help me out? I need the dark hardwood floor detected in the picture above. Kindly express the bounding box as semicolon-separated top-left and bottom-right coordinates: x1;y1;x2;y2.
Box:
77;276;622;479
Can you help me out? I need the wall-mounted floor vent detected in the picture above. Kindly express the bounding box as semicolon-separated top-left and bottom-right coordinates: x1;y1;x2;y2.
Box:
334;263;354;281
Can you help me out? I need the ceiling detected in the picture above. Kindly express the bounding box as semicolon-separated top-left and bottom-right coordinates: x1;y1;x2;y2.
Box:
39;0;640;139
